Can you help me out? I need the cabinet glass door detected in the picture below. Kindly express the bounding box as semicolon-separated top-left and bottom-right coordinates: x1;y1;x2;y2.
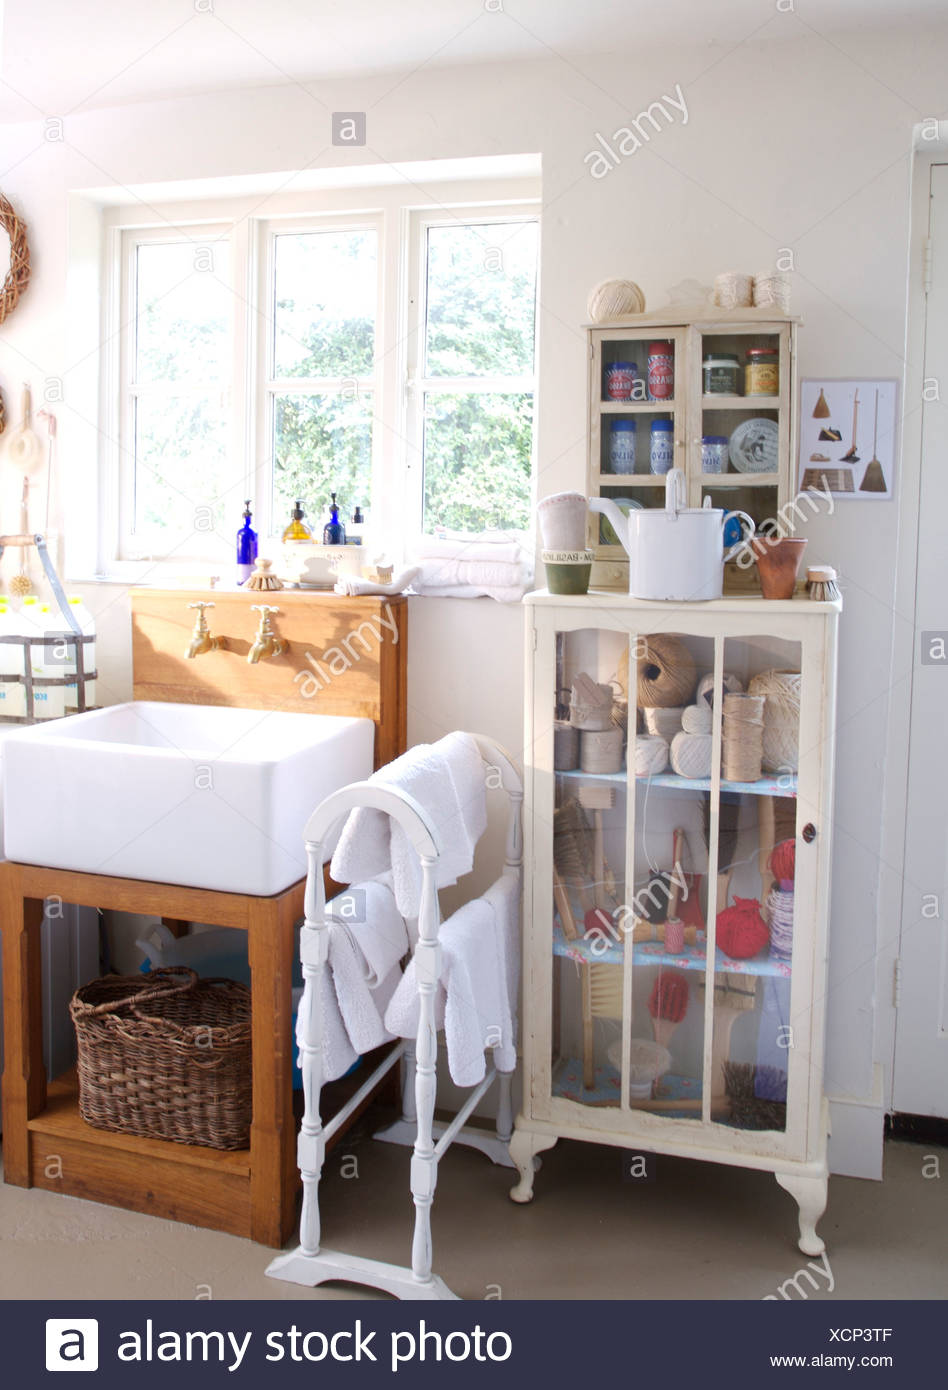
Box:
590;329;686;560
709;633;802;1134
549;625;629;1107
692;324;790;549
546;620;806;1141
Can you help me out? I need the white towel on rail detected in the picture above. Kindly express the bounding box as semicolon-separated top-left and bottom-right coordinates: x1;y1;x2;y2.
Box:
328;880;408;1054
309;968;360;1083
384;873;520;1087
330;733;488;917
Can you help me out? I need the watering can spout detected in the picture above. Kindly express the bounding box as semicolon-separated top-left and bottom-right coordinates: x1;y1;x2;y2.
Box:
588;497;631;556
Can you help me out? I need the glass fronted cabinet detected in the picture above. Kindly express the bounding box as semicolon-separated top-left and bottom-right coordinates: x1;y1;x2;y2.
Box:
512;590;840;1257
586;311;798;593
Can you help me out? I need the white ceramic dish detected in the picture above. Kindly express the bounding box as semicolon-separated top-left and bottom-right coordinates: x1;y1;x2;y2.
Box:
728;416;779;473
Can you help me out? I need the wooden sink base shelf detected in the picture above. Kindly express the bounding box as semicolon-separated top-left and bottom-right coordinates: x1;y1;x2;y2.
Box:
0;860;394;1247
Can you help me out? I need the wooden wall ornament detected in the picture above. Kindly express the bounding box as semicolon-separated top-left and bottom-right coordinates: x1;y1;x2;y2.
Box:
0;193;31;325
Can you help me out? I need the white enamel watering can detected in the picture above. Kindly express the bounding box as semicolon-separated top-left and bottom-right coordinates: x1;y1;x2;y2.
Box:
589;469;755;601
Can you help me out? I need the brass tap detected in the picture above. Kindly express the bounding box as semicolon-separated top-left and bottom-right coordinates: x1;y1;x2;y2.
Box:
248;605;286;664
184;602;224;659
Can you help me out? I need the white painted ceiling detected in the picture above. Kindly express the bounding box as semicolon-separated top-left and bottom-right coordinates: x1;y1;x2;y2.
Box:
1;0;945;123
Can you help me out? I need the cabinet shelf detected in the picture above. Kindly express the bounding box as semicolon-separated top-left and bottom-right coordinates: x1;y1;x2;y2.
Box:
702;395;780;410
551;923;793;979
599;400;675;414
557;767;797;798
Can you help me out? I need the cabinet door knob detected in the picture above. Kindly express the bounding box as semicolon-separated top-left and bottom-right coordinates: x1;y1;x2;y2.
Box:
802;823;817;844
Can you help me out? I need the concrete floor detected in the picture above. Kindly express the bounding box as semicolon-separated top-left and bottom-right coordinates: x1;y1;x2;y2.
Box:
1;1124;945;1301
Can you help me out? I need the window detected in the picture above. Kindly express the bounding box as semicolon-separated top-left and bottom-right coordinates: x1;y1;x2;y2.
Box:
408;216;539;533
267;226;378;528
109;188;538;570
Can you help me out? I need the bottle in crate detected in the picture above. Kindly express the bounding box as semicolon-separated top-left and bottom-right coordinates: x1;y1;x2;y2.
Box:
0;601;27;720
64;596;96;712
34;604;66;720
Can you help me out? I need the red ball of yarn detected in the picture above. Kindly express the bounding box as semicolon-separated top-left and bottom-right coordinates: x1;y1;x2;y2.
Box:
769;839;795;883
584;907;615;937
716;898;769;959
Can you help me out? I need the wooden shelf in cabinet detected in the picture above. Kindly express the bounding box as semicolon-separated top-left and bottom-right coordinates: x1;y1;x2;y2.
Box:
557;767;798;798
702;395;780;410
700;473;780;487
598;400;676;414
595;473;670;487
552;924;792;980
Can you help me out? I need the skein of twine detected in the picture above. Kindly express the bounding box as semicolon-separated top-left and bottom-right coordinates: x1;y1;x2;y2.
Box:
722;692;765;781
681;703;712;735
637;635;697;709
670;731;712;779
766;886;794;960
747;670;801;773
634;734;669;777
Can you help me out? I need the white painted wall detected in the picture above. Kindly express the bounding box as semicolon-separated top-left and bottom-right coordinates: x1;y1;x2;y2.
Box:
3;25;946;1171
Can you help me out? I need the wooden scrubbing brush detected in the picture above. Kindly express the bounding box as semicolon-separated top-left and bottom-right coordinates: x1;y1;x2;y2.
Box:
554;798;597;919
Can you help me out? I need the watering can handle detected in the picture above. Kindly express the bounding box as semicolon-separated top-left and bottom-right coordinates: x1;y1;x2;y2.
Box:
724;511;756;561
664;468;686;517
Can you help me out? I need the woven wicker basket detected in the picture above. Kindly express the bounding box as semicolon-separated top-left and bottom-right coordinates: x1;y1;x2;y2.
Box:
69;967;252;1150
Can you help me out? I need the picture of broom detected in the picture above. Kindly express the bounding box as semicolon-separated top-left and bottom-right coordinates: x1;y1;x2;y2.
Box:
840;388;860;462
859;389;888;493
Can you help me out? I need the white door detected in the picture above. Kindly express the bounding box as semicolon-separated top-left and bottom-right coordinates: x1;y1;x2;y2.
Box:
892;162;948;1116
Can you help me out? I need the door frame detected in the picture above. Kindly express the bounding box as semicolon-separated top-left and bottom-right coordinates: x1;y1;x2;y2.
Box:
876;139;948;1113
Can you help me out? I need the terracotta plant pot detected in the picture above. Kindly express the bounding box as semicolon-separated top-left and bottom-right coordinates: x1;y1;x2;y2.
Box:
752;537;808;599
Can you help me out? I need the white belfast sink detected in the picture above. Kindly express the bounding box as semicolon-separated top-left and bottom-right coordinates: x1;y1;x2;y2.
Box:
2;702;374;896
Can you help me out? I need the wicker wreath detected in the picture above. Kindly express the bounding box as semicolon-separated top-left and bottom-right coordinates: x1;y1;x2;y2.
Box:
0;194;30;325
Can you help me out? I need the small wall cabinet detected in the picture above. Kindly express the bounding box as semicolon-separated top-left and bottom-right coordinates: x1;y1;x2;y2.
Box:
586;309;799;592
511;590;840;1255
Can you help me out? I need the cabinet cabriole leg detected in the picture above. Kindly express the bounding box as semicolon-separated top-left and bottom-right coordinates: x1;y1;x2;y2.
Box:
509;1127;557;1203
775;1170;828;1257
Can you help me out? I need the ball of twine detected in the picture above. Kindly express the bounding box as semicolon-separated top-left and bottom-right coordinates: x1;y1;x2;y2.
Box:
0;194;31;325
747;669;801;772
712;271;753;310
753;270;791;314
634;734;669;777
587;278;646;322
696;671;743;709
642;705;684;740
553;720;579;771
580;727;624;774
681;703;712;735
722;693;765;781
637;635;697;709
670;731;712;779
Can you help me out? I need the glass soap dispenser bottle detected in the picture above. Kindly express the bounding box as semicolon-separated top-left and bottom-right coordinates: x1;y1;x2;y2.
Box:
236;500;258;585
322;493;346;545
282;500;313;543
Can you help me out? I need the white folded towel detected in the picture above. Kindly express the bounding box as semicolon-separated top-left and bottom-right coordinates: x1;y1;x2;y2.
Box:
307;965;360;1083
415;533;529;567
484;872;521;1074
412;582;531;603
330;733;488;917
328;880;408;1054
384;872;521;1087
413;557;532;597
334;565;421;597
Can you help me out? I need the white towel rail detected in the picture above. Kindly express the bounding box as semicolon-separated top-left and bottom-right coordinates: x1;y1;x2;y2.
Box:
266;734;523;1301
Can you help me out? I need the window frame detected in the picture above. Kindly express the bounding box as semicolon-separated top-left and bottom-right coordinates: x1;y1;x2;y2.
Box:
254;211;385;542
404;205;540;538
115;220;240;564
99;183;540;577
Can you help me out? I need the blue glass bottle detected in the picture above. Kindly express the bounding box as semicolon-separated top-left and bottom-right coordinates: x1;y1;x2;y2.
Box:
236;500;258;585
322;492;347;545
